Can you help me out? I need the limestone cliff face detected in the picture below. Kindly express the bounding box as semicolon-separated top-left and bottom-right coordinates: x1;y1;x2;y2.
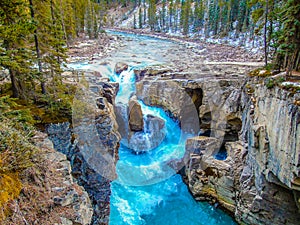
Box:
47;80;121;225
135;69;300;225
184;79;300;225
241;82;300;190
235;81;300;224
34;132;94;225
136;77;243;139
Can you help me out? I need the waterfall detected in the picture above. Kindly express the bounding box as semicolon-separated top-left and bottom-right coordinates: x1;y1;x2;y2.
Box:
69;31;237;225
110;64;236;225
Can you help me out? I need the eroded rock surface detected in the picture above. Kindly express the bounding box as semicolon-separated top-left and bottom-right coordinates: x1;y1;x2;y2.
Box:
135;64;300;224
182;80;300;225
128;96;144;131
34;132;94;225
47;80;121;225
114;62;128;74
127;114;166;152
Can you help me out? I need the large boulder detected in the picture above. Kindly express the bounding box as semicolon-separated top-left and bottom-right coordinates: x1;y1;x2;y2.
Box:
114;62;128;74
128;97;144;131
127;114;166;153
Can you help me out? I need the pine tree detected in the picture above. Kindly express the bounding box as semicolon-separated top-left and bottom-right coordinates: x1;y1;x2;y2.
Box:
169;0;174;30
73;0;87;36
86;0;93;38
133;13;137;29
0;0;34;98
181;0;192;35
174;0;180;32
139;7;143;28
29;0;46;94
59;0;76;44
148;0;157;30
162;0;167;31
193;0;205;33
143;0;147;24
275;0;300;73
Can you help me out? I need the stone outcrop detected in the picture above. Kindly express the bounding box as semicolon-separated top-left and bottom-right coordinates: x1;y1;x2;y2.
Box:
182;79;300;225
114;62;128;74
135;75;243;137
185;136;219;156
128;96;144;131
135;67;300;224
115;102;130;140
115;94;166;153
234;82;300;224
33;132;94;225
127;114;166;153
47;80;121;225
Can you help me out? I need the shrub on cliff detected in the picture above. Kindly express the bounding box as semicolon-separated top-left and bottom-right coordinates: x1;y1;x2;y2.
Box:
0;96;38;219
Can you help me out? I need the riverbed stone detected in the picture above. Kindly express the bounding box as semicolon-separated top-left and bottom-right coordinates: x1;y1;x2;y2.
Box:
127;114;166;153
128;96;144;131
114;62;128;74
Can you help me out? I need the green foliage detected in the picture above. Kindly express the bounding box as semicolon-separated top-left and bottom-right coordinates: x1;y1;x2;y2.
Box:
265;76;286;89
275;0;300;72
0;96;35;125
0;99;38;219
265;77;275;88
0;0;107;99
251;8;264;24
181;0;192;35
0;0;37;98
148;0;157;30
193;0;204;31
0;121;37;173
0;100;37;213
280;83;300;94
0;77;76;125
139;7;143;28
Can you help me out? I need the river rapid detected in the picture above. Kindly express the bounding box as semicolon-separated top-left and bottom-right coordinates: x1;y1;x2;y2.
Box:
70;31;237;225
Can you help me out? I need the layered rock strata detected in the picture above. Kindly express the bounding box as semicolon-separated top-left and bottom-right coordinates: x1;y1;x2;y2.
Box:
47;79;121;225
184;81;300;225
33;132;93;225
135;67;300;225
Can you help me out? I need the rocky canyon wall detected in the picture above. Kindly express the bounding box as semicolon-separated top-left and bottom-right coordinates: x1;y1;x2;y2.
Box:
184;78;300;225
135;69;300;225
47;79;121;225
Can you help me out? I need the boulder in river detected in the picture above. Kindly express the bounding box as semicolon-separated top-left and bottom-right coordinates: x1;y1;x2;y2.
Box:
127;114;166;153
128;96;144;131
114;62;128;74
